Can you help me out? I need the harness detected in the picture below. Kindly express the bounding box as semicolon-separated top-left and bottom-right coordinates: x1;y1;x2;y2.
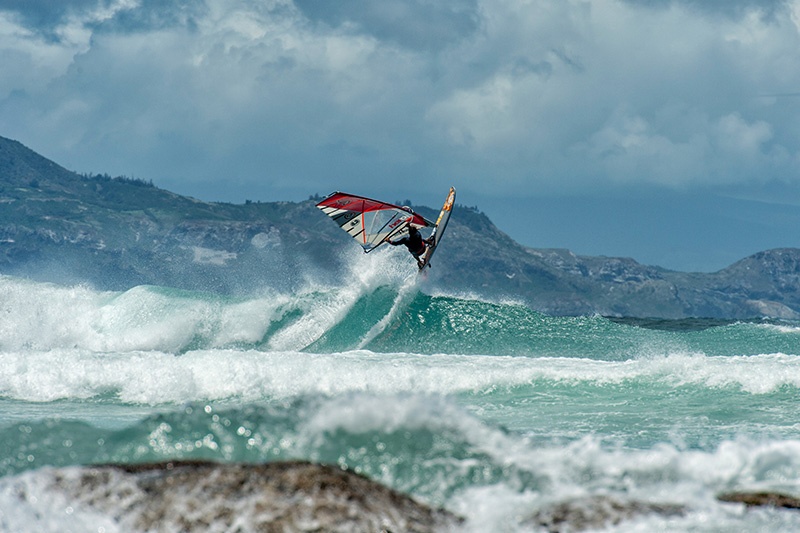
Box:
404;232;426;257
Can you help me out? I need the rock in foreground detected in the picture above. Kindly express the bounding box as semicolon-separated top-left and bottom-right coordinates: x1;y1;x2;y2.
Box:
43;460;461;532
718;491;800;510
525;495;685;532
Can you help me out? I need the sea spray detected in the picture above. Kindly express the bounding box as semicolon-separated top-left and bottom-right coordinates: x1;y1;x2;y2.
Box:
2;274;800;531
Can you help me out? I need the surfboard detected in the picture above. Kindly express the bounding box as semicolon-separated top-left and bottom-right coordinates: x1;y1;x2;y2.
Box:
418;186;456;271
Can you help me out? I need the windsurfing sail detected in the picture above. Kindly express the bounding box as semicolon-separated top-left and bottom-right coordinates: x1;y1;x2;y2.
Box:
316;192;432;253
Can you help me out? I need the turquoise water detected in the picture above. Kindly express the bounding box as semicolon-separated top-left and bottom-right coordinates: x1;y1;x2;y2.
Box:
1;253;800;531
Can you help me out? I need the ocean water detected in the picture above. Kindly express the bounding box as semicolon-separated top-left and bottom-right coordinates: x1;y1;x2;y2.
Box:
1;251;800;532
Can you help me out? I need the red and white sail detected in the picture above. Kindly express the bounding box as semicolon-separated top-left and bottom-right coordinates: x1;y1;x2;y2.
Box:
316;192;432;253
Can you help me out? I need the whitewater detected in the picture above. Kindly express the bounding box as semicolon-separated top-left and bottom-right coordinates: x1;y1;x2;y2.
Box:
2;249;800;532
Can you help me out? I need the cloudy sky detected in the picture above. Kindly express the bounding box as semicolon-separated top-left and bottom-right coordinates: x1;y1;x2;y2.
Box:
2;0;800;271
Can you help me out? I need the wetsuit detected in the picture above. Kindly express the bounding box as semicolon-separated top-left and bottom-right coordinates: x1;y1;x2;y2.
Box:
389;228;427;258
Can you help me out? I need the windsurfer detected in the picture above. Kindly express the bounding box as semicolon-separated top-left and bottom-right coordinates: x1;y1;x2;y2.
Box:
386;225;433;268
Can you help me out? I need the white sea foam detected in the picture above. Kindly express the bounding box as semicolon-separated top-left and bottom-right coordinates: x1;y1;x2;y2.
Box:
1;348;798;405
755;322;800;334
3;428;800;533
268;248;417;350
0;276;292;352
4;271;800;532
449;435;800;532
0;251;424;354
0;468;122;533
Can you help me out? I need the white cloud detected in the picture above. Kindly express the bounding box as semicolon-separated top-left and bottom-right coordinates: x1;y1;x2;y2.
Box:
714;113;772;155
0;0;139;98
1;0;800;200
575;107;779;187
423;0;800;192
0;12;80;97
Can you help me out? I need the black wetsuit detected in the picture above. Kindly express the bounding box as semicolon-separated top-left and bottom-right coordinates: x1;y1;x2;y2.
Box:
389;229;427;257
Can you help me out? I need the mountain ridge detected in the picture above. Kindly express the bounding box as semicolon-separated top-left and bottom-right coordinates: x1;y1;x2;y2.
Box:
1;135;799;319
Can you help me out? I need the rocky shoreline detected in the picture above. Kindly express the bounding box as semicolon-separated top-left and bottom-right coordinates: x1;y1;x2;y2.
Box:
5;460;800;532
